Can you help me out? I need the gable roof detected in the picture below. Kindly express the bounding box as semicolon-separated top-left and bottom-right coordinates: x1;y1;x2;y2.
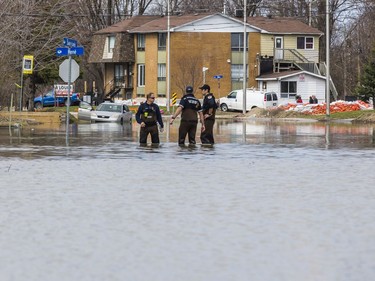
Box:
248;17;323;35
256;70;326;80
94;14;322;36
130;13;213;33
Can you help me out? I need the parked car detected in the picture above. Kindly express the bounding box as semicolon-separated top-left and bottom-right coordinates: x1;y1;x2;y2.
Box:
219;89;279;112
78;101;132;124
34;89;80;109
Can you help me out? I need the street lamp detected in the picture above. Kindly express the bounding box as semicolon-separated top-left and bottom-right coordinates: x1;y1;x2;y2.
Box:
202;67;209;84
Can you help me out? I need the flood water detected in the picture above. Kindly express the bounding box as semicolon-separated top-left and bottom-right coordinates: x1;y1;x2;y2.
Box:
1;118;375;281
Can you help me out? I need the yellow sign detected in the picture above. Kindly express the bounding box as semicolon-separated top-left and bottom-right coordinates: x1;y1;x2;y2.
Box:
172;92;177;105
23;55;34;75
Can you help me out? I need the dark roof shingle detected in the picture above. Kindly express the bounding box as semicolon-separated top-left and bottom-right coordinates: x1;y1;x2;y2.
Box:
248;16;323;35
95;15;161;34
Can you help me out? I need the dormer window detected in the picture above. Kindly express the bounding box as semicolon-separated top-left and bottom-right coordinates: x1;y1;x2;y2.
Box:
108;36;115;53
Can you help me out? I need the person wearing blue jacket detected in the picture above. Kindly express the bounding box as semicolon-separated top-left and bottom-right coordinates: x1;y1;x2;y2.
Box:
136;92;164;145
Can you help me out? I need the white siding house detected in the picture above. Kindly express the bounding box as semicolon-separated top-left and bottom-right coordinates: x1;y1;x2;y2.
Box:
256;70;326;104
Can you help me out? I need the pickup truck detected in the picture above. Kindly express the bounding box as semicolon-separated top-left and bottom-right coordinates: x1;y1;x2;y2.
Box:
34;89;80;109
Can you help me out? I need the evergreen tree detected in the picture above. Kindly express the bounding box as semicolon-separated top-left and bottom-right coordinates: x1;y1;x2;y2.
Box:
357;47;375;109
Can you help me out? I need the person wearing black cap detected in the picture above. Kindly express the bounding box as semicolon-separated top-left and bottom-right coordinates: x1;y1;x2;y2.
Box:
169;86;205;145
199;84;217;145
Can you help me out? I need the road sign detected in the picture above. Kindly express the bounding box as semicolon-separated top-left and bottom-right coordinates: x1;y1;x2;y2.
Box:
54;84;74;97
59;59;80;83
56;47;84;56
172;93;177;105
214;75;223;79
22;55;34;75
63;38;77;48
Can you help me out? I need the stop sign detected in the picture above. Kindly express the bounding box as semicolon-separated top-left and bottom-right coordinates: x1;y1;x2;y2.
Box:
59;59;80;82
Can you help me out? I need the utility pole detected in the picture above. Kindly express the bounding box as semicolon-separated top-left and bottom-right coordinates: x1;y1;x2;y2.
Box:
167;0;171;112
325;0;330;116
242;0;247;114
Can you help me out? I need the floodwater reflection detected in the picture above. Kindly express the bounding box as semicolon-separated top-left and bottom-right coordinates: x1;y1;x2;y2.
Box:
1;119;375;281
1;119;374;157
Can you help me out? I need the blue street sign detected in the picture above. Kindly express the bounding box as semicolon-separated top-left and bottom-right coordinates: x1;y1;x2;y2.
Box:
63;38;77;48
214;75;223;79
56;47;84;56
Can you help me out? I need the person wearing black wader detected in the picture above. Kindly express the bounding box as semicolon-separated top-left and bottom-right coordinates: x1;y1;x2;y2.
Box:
169;86;205;146
199;84;217;145
136;92;164;145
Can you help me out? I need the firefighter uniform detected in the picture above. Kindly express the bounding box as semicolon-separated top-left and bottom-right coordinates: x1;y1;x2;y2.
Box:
136;102;163;144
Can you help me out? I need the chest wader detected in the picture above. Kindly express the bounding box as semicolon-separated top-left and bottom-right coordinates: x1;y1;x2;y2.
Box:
140;109;159;144
179;108;198;145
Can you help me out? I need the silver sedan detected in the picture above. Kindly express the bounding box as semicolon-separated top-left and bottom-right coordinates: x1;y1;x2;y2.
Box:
78;101;132;124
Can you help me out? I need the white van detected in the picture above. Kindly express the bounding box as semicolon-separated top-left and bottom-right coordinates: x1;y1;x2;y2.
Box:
219;89;279;112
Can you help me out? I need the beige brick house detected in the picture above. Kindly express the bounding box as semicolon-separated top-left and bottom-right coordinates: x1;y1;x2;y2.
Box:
89;13;329;103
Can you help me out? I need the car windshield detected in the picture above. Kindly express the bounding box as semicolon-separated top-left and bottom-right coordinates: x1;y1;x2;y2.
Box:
96;104;121;112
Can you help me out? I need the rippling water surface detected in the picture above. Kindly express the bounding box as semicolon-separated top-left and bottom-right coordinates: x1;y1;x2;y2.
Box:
1;119;375;281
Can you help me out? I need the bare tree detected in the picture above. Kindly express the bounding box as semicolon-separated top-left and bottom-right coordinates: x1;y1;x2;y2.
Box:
172;56;203;95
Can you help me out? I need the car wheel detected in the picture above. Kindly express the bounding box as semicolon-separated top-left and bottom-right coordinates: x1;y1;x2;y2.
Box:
220;103;228;112
34;102;42;109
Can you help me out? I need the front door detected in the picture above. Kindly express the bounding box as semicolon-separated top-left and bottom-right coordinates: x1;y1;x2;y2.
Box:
274;36;284;60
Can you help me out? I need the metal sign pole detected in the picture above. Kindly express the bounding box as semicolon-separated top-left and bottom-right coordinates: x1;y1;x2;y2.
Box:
242;0;247;114
66;54;72;144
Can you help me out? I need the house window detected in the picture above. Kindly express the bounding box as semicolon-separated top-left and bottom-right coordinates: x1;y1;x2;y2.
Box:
137;34;145;51
138;64;145;87
231;33;248;51
157;64;166;81
297;37;314;49
280;81;297;98
108;36;115;53
158;33;167;50
231;64;248;81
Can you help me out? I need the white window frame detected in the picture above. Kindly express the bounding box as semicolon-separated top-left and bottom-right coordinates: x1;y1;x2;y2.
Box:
231;64;248;81
280;81;297;98
157;64;166;81
108;36;115;53
137;34;145;51
158;33;167;50
138;64;145;87
297;36;314;50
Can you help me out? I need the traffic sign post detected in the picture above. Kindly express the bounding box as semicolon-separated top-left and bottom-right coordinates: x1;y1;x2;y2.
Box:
214;75;223;99
59;59;80;83
56;47;84;56
63;38;77;48
56;38;84;143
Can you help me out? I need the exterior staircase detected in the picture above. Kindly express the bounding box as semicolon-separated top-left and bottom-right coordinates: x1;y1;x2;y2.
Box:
273;48;338;100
